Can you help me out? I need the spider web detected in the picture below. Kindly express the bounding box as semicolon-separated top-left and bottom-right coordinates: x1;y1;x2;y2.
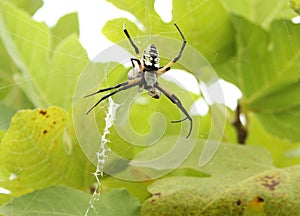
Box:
75;1;223;213
84;97;118;216
0;0;299;214
76;1;207;213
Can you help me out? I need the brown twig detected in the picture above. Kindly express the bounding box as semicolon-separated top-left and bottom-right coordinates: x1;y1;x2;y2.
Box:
232;103;248;144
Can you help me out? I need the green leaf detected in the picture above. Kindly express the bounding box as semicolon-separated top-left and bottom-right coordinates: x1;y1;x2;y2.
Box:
0;29;33;112
247;116;300;167
0;107;66;195
290;0;300;15
135;138;273;176
0;1;89;110
250;19;300;142
0;101;16;129
220;0;294;28
217;16;300;142
102;176;151;203
51;12;80;49
0;194;10;207
45;34;89;109
0;130;5;142
7;0;43;15
103;0;234;64
0;1;48;107
92;188;141;216
0;186;141;216
254;107;300;143
217;16;269;97
0;107;94;196
142;142;300;215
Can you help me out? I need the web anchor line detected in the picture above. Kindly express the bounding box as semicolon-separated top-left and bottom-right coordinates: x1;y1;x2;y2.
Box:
85;97;119;216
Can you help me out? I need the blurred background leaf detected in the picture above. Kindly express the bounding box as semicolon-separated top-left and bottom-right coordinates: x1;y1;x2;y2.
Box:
217;15;300;142
0;1;87;110
220;0;294;28
103;0;235;65
8;0;43;15
290;0;300;15
51;12;79;49
0;186;141;216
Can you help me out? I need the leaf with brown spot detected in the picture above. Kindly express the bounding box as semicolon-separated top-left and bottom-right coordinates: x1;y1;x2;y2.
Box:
0;107;95;197
244;196;265;216
141;141;300;215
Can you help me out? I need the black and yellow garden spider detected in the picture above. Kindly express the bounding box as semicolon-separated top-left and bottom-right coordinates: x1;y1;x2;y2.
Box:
85;24;192;138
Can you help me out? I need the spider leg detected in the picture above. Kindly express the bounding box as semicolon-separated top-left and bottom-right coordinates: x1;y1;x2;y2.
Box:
123;24;144;72
157;23;186;76
171;117;188;123
154;83;192;138
86;77;143;115
158;66;170;72
84;81;129;98
123;25;140;56
131;58;142;68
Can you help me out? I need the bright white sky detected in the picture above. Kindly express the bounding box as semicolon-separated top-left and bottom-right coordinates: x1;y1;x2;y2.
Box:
33;0;242;112
34;0;173;58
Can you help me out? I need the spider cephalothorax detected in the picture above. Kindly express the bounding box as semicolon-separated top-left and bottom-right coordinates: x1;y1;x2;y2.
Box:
85;24;193;138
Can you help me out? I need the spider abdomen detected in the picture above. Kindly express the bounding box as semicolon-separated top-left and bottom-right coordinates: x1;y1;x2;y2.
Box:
143;44;160;70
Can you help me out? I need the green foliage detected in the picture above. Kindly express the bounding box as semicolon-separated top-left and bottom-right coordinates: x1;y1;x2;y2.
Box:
0;1;88;110
220;0;294;28
8;0;43;15
0;0;96;206
103;0;234;65
247;116;300;167
0;0;300;215
0;107;95;197
217;15;300;142
0;186;141;216
290;0;300;15
142;142;300;215
51;12;80;50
